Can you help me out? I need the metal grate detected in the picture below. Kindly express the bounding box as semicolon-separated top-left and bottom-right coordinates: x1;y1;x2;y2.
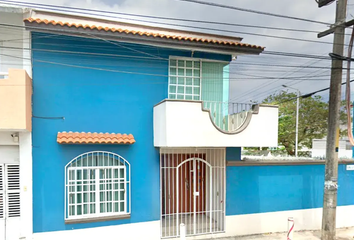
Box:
6;164;20;218
65;151;130;220
160;148;225;238
0;165;3;219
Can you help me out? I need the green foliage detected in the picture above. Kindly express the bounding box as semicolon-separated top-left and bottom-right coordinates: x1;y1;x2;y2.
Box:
262;91;347;156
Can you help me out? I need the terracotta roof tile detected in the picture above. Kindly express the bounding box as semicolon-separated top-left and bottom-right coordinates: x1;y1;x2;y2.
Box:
57;131;135;144
24;17;264;50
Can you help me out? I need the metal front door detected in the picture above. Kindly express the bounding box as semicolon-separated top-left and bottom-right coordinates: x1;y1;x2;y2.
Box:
0;164;20;240
176;158;211;236
160;148;225;238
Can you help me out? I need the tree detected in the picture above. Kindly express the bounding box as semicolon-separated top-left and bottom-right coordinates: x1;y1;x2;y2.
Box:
263;91;347;156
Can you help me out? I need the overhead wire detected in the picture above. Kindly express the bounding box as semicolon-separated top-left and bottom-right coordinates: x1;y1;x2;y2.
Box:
0;1;353;47
176;0;331;25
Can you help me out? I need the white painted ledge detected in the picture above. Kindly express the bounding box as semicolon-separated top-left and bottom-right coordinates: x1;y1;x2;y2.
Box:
153;100;278;147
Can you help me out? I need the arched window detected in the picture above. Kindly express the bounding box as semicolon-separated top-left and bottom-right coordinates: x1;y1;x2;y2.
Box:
65;151;130;220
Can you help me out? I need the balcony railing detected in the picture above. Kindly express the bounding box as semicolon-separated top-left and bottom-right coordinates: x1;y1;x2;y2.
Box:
203;101;254;132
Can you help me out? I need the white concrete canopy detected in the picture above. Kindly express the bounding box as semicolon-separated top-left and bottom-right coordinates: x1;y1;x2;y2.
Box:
153;100;279;147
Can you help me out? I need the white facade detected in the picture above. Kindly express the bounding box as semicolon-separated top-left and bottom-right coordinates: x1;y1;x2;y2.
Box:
154;100;279;147
0;5;33;240
0;6;31;77
312;139;352;159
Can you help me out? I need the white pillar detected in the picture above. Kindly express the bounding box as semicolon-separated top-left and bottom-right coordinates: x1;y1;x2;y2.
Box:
19;132;32;240
180;223;186;240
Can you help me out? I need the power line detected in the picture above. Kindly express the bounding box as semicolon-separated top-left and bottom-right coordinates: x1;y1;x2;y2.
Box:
0;22;342;63
176;0;331;25
0;52;337;83
274;78;354;105
0;0;331;32
0;1;350;47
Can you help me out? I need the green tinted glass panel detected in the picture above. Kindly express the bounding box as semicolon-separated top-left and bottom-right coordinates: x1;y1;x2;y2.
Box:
169;85;176;93
186;87;192;94
178;68;184;76
170;77;176;84
170;59;177;66
170;67;176;75
186;61;192;67
178;78;184;84
186;78;192;85
177;86;184;93
77;205;82;215
178;60;185;67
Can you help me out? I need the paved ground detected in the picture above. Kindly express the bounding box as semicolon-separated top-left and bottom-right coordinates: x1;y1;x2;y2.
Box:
204;227;354;239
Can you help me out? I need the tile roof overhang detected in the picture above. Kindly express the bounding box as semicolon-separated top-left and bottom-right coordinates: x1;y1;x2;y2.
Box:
24;10;265;56
57;132;135;144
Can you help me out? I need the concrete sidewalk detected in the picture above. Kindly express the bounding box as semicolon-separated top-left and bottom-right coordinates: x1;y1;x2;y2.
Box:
205;227;354;240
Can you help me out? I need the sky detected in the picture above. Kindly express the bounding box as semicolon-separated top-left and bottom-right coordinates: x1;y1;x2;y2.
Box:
3;0;354;103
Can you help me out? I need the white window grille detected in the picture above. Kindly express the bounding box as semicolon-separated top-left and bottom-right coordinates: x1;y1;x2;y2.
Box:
0;164;20;219
0;165;3;219
169;58;201;100
65;151;131;220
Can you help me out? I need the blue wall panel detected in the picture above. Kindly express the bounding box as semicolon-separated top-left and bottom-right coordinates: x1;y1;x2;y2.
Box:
226;164;354;215
31;33;231;233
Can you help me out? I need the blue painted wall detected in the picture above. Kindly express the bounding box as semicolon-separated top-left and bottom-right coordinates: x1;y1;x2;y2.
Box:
226;147;241;161
226;164;354;215
31;32;231;233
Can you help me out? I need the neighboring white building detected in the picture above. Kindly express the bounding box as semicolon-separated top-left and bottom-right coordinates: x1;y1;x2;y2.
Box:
0;5;33;240
312;139;352;159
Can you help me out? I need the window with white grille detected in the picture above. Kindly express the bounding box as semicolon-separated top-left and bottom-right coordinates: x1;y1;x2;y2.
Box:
6;165;20;218
0;165;3;219
168;58;201;100
65;151;130;220
0;164;20;219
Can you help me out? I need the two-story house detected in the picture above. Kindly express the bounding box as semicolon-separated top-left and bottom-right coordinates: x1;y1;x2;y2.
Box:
0;5;33;240
23;9;278;240
2;5;354;240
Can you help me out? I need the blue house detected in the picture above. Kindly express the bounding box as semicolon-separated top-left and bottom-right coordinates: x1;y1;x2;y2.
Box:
23;9;354;240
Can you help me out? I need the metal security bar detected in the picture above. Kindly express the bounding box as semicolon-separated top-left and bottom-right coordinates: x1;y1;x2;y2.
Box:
0;164;20;220
160;148;225;238
203;101;253;132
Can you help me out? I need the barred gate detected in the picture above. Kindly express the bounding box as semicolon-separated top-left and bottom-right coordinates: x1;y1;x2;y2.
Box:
160;148;225;238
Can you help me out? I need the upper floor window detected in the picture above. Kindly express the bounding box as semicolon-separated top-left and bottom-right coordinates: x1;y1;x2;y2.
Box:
65;151;130;221
169;58;201;100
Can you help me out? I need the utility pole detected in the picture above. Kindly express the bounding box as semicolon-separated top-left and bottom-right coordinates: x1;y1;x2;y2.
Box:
317;1;348;239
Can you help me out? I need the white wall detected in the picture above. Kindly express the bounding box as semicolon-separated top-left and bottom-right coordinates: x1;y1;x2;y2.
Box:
0;7;30;76
31;206;354;240
19;132;32;240
154;101;278;147
312;139;352;159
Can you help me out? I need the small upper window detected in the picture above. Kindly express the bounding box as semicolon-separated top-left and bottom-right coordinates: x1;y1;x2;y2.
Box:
169;58;201;100
65;151;130;221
